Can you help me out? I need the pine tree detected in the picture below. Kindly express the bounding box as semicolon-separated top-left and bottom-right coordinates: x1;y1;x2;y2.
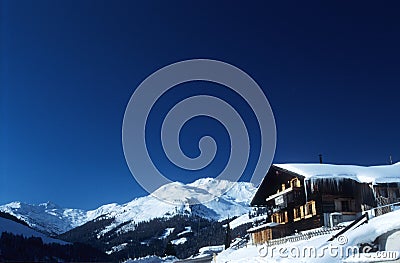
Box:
164;241;176;257
224;223;231;249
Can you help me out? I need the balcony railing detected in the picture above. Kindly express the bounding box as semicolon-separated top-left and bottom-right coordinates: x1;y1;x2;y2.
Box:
263;226;344;247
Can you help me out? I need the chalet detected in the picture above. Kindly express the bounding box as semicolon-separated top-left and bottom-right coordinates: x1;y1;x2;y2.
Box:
248;163;400;245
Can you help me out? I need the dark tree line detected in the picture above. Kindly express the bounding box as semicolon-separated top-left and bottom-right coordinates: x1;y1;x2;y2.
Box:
0;232;110;262
0;211;29;226
58;214;249;260
105;215;229;260
0;211;251;262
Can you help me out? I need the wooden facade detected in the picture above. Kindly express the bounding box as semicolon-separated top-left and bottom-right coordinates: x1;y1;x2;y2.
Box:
247;223;288;245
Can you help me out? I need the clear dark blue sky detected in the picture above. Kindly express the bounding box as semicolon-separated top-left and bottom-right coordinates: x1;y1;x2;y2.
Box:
1;1;400;209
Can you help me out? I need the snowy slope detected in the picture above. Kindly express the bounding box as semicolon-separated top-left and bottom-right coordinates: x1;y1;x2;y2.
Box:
124;255;178;263
217;209;400;262
0;217;67;244
0;201;88;235
0;178;256;235
95;178;256;237
0;201;118;235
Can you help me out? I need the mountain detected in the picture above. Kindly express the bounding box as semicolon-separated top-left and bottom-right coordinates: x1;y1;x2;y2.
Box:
0;178;256;236
0;201;104;235
0;213;67;244
0;214;109;262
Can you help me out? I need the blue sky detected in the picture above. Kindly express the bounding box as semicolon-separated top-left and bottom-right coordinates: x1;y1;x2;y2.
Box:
1;1;400;209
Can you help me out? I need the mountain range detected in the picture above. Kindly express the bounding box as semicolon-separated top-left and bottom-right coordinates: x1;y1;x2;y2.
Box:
0;178;256;236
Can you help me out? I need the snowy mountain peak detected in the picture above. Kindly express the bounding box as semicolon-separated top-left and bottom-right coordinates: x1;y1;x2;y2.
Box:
39;201;60;209
152;177;256;205
0;178;257;235
0;201;87;235
6;201;22;209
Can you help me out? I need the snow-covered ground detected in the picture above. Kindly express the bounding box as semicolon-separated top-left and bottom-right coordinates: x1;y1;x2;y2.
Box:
124;255;178;263
177;226;192;236
106;243;128;255
159;227;175;239
217;209;400;262
0;217;67;244
171;237;187;245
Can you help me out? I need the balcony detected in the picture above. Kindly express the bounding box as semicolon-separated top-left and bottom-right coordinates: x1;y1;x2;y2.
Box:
265;177;302;204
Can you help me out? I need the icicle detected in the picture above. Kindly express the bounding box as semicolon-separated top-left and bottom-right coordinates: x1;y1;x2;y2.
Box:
310;179;314;194
371;183;378;203
335;177;341;192
304;179;308;203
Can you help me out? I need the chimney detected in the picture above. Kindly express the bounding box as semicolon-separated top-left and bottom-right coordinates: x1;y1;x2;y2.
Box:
319;154;323;164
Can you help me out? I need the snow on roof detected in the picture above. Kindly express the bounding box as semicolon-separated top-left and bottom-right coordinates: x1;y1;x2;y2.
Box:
199;245;225;254
247;222;279;233
229;213;269;230
274;162;400;185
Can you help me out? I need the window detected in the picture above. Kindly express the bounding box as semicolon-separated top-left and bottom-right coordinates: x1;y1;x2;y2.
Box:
304;201;316;217
272;212;289;223
294;207;301;219
291;178;301;188
294;206;305;221
306;202;312;215
341;200;350;212
323;202;335;213
272;213;280;223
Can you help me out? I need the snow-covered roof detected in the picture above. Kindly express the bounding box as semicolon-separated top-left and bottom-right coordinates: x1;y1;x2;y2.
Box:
247;222;279;233
274;162;400;185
